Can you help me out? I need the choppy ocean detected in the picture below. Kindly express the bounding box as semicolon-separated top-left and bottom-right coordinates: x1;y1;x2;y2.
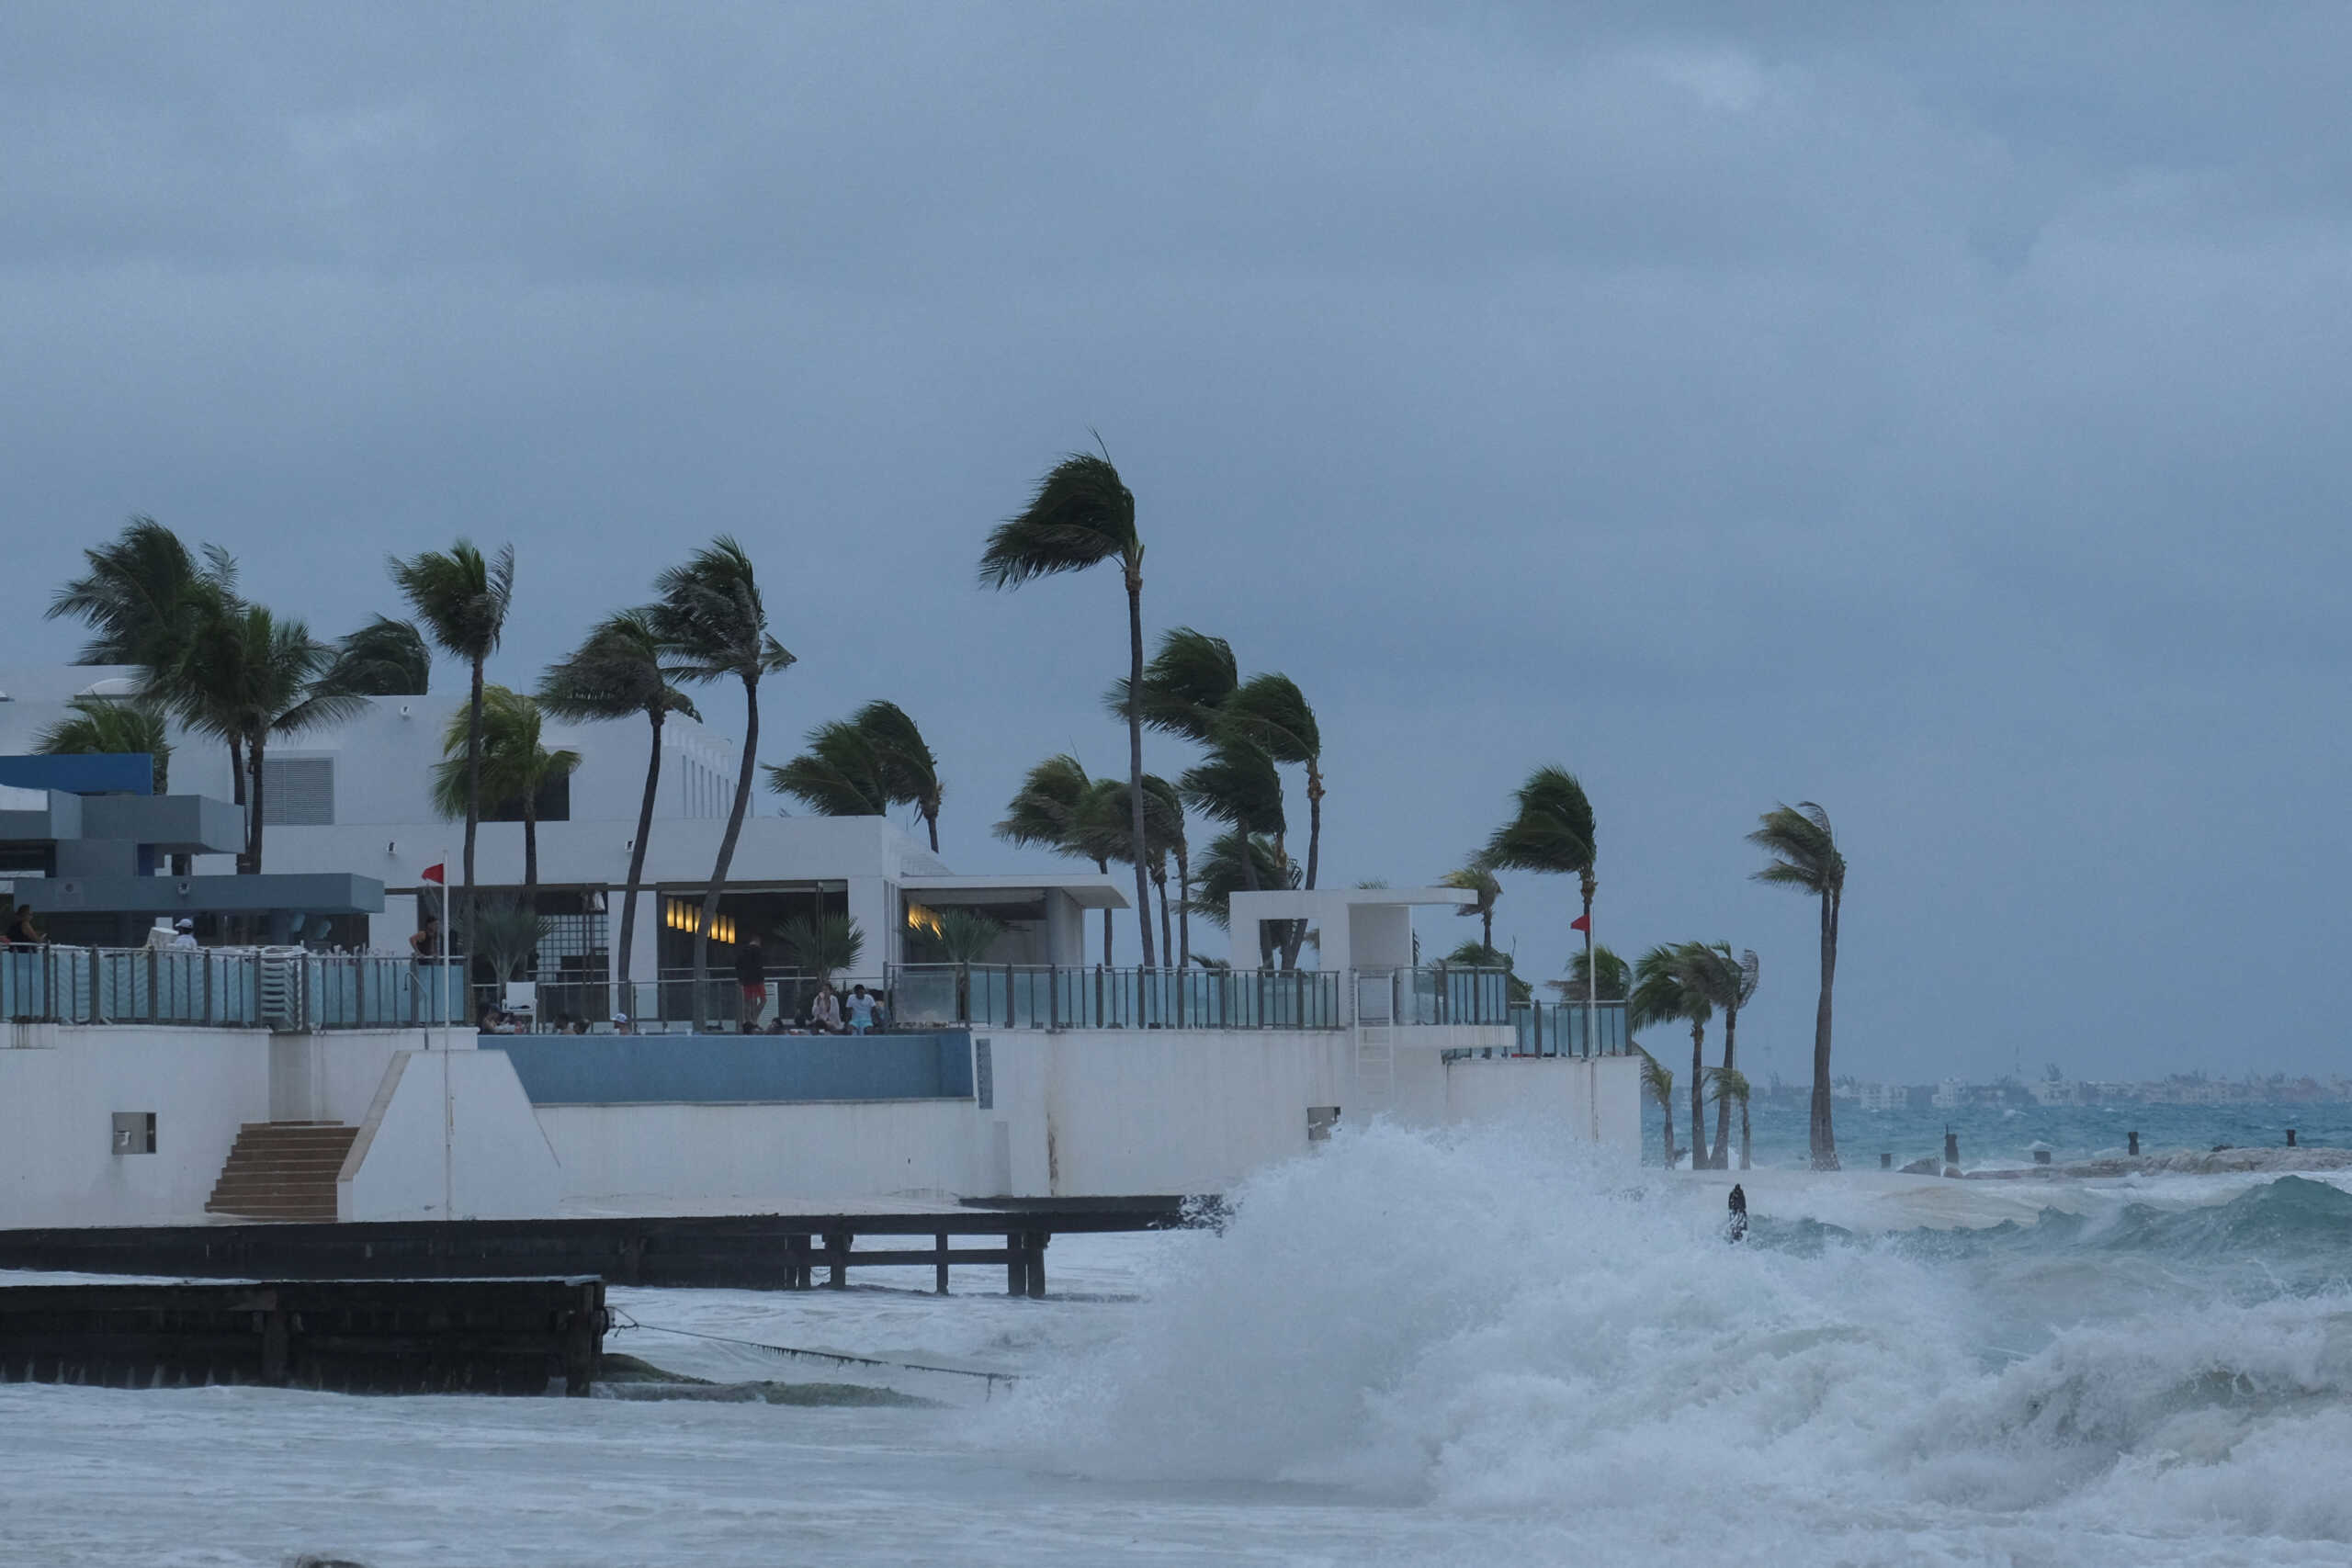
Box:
1669;1091;2350;1170
8;1119;2352;1565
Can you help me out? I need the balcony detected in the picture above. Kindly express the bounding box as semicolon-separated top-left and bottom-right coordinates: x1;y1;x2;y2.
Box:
0;946;464;1032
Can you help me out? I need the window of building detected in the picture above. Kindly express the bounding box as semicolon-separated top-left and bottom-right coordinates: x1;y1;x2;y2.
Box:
260;758;334;826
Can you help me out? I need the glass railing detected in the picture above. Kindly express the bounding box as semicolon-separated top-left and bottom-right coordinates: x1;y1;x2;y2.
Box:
0;946;467;1032
888;964;1345;1031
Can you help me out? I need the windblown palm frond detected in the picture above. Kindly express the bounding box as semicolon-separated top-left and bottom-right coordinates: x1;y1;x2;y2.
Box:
978;452;1138;587
1628;943;1712;1035
47;515;237;668
994;754;1093;855
1184;830;1295;931
1179;739;1285;835
36;696;174;794
650;536;795;683
388;542;514;663
428;687;579;822
1223;673;1319;766
765;719;891;818
1748;801;1844;895
537;608;699;726
1554;943;1632;1003
1485;766;1596;877
318;615;430;696
1102;626;1238;739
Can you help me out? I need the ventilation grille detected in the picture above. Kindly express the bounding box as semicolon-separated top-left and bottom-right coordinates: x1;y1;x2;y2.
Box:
261;758;334;826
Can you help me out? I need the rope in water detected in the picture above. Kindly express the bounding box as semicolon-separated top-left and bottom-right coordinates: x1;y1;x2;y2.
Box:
609;1312;1023;1393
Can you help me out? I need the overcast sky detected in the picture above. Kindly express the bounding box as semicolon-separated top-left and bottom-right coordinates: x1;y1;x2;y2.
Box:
6;4;2346;1083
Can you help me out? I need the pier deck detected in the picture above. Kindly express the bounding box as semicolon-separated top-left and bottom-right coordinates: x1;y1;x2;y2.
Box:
0;1199;1199;1296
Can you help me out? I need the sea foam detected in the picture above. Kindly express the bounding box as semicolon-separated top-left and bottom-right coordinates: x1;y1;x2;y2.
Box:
992;1121;2352;1551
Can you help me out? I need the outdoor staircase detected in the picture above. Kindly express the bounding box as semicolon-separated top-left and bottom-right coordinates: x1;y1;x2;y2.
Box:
204;1122;357;1223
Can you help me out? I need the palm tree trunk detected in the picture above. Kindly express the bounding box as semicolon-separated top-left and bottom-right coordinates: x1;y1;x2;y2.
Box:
227;733;246;808
463;654;487;949
1689;1021;1706;1171
1175;843;1191;969
521;795;539;984
1712;1004;1738;1170
243;729;266;876
1481;906;1493;951
1152;863;1173;970
1740;1095;1752;1170
616;710;664;1021
1092;857;1114;964
925;807;939;855
694;673;763;1029
1122;569;1156;968
1811;889;1839;1170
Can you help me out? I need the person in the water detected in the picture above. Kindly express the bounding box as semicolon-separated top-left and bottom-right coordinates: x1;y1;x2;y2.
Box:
1726;1184;1748;1242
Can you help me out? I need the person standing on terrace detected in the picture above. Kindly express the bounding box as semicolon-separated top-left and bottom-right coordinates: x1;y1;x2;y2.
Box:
735;935;768;1031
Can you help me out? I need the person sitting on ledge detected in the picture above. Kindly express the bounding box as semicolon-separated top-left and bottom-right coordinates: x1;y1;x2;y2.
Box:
808;981;843;1034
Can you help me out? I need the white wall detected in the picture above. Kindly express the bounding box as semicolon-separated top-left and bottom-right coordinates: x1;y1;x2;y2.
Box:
537;1099;987;1209
1443;1054;1645;1161
984;1029;1356;1197
338;1048;564;1222
0;1022;272;1226
269;1027;469;1124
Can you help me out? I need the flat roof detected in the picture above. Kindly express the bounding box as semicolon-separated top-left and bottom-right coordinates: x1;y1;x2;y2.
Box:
1228;886;1476;919
899;874;1130;911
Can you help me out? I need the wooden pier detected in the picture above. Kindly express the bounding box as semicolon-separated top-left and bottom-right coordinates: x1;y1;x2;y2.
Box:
0;1276;605;1395
0;1200;1196;1296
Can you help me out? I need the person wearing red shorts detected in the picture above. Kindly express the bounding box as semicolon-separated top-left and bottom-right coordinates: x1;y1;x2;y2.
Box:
733;935;768;1031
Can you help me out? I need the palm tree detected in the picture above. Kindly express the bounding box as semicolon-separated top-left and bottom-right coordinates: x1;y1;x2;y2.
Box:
1638;1049;1678;1168
429;686;581;902
1631;943;1713;1168
778;913;864;993
766;701;944;850
1750;801;1847;1171
36;696;173;794
1105;626;1237;743
981;447;1155;966
1441;857;1501;951
1556;942;1631;1003
1180;739;1286;964
933;909;1003;1021
389;541;514;940
538;607;699;1020
469;896;553;991
1143;775;1188;969
1705;1066;1754;1170
1080;775;1186;968
1485;766;1598;1036
164;604;363;874
853;701;944;852
1224;673;1322;965
1442;940;1531;1001
1185;830;1295;949
48;517;243;804
1679;944;1760;1172
649;537;796;1027
996;754;1115;964
767;719;890;818
318;615;430;696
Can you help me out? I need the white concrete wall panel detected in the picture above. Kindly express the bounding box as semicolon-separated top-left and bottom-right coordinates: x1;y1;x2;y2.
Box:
339;1049;563;1222
0;1023;270;1226
536;1100;986;1209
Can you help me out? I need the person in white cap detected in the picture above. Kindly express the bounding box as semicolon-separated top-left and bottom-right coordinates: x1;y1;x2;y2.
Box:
172;918;198;950
612;1013;635;1035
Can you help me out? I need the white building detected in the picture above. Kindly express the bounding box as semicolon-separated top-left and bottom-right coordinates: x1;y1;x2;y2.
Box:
0;666;1645;1226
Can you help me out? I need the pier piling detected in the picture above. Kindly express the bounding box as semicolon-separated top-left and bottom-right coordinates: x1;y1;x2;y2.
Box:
2287;1128;2298;1147
1943;1129;1960;1174
2128;1131;2139;1156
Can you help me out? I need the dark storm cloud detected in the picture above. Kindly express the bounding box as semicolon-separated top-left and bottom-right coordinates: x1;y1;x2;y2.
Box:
5;3;2347;1080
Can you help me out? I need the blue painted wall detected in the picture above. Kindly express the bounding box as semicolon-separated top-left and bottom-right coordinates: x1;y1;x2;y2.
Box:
0;754;154;795
498;1031;976;1105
